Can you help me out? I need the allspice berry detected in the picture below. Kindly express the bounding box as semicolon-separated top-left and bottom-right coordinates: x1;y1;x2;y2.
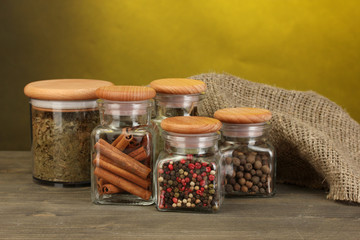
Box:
234;183;241;191
236;171;244;178
225;157;232;165
251;185;259;193
241;186;248;192
251;176;260;184
233;157;241;166
246;154;256;164
244;173;252;180
238;178;246;185
245;163;253;171
256;170;263;177
225;184;234;192
261;165;270;174
245;181;253;188
254;160;262;170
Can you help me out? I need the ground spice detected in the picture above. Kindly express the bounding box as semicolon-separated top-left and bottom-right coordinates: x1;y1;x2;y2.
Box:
31;107;98;184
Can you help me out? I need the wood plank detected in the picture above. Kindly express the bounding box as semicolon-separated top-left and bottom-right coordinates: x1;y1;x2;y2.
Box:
0;151;359;239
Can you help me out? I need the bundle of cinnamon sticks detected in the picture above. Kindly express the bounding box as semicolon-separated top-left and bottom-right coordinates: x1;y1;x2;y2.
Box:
93;128;152;200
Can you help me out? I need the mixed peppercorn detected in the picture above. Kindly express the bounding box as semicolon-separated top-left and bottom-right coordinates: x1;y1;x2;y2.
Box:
157;154;220;212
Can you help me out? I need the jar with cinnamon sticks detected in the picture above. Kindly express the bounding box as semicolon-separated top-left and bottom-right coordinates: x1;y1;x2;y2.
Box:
150;78;206;161
91;86;156;205
214;108;276;197
24;79;113;187
155;116;224;212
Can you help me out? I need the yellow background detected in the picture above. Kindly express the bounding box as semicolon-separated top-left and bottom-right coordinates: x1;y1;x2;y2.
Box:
0;0;359;150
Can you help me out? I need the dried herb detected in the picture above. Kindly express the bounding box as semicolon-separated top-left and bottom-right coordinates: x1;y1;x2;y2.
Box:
31;107;99;183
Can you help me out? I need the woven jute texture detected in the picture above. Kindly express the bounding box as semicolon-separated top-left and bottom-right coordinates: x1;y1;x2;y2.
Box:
191;73;360;203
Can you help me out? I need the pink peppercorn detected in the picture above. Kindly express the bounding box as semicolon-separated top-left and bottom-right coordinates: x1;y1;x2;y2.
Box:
168;164;173;170
172;197;178;203
187;154;193;160
197;176;202;181
200;180;205;186
206;167;211;173
167;188;172;193
201;172;207;177
196;190;202;195
185;177;190;183
209;175;215;181
180;159;186;164
158;169;164;174
192;173;197;178
202;162;208;167
188;163;195;170
195;163;201;169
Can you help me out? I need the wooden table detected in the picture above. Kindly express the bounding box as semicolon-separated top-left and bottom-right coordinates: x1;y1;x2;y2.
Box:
0;151;359;239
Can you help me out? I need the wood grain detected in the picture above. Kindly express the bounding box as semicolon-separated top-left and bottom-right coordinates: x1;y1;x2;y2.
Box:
150;78;206;94
214;107;272;124
160;116;222;134
95;86;156;101
24;79;113;100
0;151;359;239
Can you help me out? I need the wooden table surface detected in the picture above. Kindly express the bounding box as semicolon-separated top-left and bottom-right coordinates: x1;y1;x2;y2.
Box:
0;151;359;240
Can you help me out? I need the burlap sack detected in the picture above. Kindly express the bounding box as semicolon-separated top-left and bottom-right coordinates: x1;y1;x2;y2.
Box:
190;73;360;203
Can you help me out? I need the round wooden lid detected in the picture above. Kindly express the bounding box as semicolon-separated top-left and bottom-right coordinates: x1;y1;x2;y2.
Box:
161;116;222;134
24;79;113;100
150;78;206;94
214;107;272;124
95;85;156;101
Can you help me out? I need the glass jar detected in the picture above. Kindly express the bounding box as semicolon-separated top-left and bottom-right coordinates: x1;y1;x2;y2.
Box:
215;108;276;197
91;86;156;205
155;116;223;213
150;78;206;161
24;79;113;187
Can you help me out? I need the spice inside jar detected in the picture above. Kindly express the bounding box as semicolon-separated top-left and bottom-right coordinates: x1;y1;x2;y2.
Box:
91;85;156;205
24;79;114;186
214;107;276;197
155;116;223;212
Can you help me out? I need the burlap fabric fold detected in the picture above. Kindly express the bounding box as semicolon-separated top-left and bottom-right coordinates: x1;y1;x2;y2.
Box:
190;73;360;203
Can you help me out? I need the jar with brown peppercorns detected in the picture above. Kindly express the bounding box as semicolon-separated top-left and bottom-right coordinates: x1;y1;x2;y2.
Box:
214;108;276;197
155;116;223;212
150;78;206;162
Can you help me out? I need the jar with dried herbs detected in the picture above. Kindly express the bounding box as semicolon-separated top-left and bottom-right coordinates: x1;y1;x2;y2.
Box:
24;79;113;186
214;108;276;197
155;116;223;213
91;85;156;205
150;78;206;161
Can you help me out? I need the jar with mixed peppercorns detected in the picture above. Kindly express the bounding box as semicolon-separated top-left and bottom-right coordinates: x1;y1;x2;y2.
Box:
150;78;206;161
214;108;276;197
154;116;223;212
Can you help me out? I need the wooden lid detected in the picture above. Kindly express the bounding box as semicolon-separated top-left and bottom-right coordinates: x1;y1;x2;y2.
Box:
95;85;156;101
214;107;272;124
150;78;206;94
161;116;222;134
24;79;113;100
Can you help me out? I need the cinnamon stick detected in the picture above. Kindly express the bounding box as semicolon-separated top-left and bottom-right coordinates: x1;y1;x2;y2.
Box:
111;127;131;147
96;177;107;195
128;146;148;161
94;167;151;200
115;134;133;151
95;139;151;179
94;156;150;189
102;184;123;194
